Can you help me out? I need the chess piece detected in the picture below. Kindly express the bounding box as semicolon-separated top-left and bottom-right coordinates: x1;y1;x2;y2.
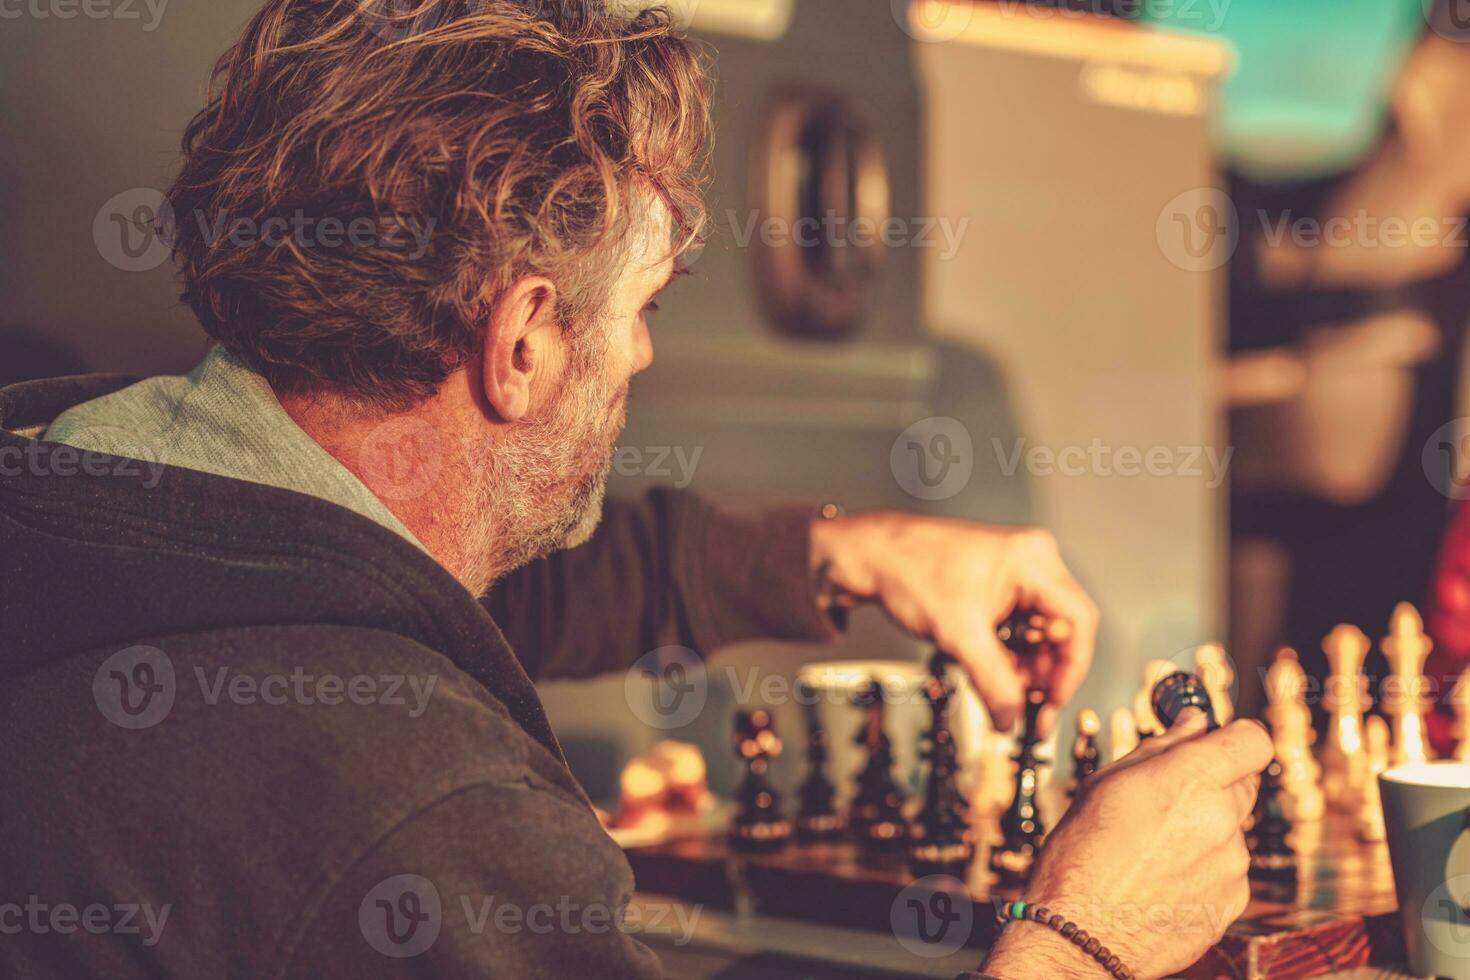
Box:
1134;660;1173;738
967;710;1016;840
1321;625;1371;812
1247;754;1298;895
1151;671;1220;730
1357;715;1390;843
848;679;908;855
1380;602;1432;767
1194;643;1235;726
1069;709;1101;799
1108;708;1138;763
730;710;792;852
1264;648;1325;822
990;688;1048;883
1455;671;1470;764
996;609;1073;656
795;682;842;843
910;652;973;877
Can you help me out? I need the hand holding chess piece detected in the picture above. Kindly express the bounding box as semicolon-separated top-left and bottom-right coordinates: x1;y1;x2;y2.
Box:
982;708;1273;980
808;517;1098;734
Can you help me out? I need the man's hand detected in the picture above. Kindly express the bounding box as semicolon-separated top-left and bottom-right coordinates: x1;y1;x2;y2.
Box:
810;513;1098;732
981;711;1274;980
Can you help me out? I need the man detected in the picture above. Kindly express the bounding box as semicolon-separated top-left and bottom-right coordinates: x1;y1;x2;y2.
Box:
0;2;1269;977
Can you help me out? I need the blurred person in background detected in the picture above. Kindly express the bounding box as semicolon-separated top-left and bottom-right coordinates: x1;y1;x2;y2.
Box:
1169;0;1470;711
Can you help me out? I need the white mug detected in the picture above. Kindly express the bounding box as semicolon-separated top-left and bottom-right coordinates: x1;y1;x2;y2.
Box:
1381;761;1470;978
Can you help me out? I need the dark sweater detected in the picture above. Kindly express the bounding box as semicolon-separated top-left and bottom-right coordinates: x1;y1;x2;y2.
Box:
0;374;836;978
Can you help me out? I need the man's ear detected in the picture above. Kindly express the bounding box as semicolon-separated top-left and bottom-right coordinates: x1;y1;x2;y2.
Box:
482;276;560;422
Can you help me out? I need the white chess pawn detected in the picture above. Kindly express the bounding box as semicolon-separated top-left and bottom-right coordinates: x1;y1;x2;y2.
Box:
1134;660;1173;738
1264;648;1324;822
1357;715;1390;843
1380;602;1433;767
1320;625;1371;812
1455;671;1470;764
1194;643;1235;725
1108;707;1139;763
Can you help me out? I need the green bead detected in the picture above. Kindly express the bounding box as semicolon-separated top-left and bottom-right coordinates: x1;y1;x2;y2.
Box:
1009;900;1026;920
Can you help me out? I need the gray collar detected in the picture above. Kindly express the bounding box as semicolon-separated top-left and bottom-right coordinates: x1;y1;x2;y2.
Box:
43;347;428;553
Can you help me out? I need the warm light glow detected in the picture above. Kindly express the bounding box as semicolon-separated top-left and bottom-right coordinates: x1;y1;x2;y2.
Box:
907;0;1231;77
1382;762;1470;789
611;0;794;41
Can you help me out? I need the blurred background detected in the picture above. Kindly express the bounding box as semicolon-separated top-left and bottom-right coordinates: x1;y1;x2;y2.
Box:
4;0;1469;811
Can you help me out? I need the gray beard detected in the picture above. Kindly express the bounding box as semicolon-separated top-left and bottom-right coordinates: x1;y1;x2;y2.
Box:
460;337;623;597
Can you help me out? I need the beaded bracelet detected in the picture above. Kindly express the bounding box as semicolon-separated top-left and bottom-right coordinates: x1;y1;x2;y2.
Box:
996;900;1135;980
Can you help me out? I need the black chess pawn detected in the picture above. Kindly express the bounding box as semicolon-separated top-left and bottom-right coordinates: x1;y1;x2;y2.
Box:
1247;755;1298;898
848;679;908;856
730;709;792;853
910;652;973;878
795;682;843;843
990;688;1048;883
996;609;1072;657
1069;708;1101;800
1150;671;1220;731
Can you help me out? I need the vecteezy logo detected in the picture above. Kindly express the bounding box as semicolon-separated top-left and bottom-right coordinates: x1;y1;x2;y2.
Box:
625;646;707;730
93;188;176;273
359;417;443;501
1426;0;1470;41
891;876;973;958
894;0;976;42
1155;188;1239;273
93;646;176;729
361;0;442;43
1163;641;1239;717
359;874;442;958
1424;874;1470;958
1424;419;1470;500
891;417;974;501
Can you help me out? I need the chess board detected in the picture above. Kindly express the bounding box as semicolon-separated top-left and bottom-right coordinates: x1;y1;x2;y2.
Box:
624;813;1403;980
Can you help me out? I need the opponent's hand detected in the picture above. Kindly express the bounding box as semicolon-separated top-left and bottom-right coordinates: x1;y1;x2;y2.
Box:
981;711;1274;980
810;513;1097;733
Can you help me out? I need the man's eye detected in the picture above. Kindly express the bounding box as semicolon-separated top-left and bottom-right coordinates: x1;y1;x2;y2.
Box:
644;301;661;315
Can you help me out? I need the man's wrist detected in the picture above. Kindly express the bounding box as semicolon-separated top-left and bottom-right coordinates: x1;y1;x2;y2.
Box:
982;922;1108;980
808;507;886;599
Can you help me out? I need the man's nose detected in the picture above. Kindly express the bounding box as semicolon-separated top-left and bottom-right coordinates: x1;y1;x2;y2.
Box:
633;317;654;374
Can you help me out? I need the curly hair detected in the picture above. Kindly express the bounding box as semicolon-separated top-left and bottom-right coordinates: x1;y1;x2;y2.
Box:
167;0;711;408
